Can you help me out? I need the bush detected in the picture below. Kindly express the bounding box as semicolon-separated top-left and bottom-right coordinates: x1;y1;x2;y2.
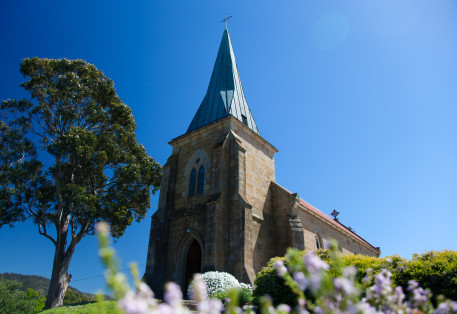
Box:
393;250;457;302
63;288;96;305
0;279;45;313
238;282;254;306
187;271;239;301
97;221;457;313
253;249;457;306
340;253;406;285
253;256;297;306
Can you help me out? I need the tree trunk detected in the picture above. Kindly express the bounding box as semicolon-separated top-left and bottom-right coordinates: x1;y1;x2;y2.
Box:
45;252;74;308
44;237;77;309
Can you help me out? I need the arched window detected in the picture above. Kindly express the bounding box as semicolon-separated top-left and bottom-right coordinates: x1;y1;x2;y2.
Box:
315;234;321;249
197;165;205;194
189;168;196;196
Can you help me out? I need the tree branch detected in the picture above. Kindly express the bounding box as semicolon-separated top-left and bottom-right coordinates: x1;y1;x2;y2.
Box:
38;223;57;246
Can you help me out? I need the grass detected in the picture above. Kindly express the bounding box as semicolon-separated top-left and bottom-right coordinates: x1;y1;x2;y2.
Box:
41;301;120;313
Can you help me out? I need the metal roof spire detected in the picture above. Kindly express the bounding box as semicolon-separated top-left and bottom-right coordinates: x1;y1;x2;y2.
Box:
187;27;259;134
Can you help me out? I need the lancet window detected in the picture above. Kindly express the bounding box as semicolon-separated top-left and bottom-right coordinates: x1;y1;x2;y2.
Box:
189;165;205;196
189;168;196;196
197;166;205;194
315;234;321;249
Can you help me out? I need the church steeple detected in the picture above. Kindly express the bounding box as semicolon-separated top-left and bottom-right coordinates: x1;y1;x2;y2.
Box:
187;29;259;134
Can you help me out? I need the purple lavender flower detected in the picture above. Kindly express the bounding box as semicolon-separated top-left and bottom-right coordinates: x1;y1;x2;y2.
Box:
164;282;183;307
407;280;419;292
119;291;150;314
435;302;452;314
293;272;309;291
274;260;288;277
355;300;379;314
137;282;154;299
191;274;208;303
343;266;357;279
303;252;330;273
276;304;291;313
451;301;457;311
197;298;224;314
372;270;392;296
156;303;175;314
334;277;358;296
309;272;323;292
391;286;405;305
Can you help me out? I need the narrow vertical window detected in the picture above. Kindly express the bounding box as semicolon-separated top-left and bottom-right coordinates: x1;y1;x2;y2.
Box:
315;234;321;249
189;168;196;196
197;165;205;194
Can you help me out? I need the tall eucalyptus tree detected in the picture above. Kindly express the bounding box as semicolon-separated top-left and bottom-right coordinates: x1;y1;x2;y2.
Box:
0;58;161;308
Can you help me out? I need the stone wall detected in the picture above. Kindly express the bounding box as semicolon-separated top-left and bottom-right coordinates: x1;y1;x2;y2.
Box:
271;182;380;257
144;116;380;297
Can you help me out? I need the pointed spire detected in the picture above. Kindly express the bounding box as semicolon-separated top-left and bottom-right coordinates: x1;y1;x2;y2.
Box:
187;29;259;134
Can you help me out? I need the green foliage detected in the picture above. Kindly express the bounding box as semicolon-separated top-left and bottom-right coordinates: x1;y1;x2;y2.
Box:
393;250;457;302
0;273;50;297
40;300;120;313
0;279;45;313
238;283;254;306
62;287;96;305
1;56;162;237
339;254;406;285
253;249;457;306
253;256;297;306
0;272;111;306
1;57;161;307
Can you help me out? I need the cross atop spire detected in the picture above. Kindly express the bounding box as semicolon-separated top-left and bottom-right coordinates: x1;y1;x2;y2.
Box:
187;28;259;135
221;14;232;29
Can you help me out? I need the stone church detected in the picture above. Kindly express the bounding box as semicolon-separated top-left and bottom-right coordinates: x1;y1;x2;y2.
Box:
144;28;380;296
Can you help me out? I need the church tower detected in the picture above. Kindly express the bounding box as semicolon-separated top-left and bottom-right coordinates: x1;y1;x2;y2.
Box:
144;28;279;295
144;28;380;296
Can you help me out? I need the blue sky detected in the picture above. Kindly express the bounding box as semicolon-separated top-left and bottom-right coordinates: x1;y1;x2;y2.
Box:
1;0;456;295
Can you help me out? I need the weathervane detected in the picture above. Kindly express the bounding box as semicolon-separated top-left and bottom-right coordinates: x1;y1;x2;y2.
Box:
331;209;340;221
221;14;232;29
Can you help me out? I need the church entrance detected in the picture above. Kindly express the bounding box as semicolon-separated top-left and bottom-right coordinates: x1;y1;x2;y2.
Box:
185;239;202;289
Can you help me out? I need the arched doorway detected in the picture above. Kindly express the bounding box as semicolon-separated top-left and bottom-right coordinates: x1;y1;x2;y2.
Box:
185;239;202;289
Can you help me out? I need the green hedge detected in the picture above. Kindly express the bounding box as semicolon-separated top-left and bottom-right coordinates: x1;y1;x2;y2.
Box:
393;250;457;302
253;249;457;306
253;256;297;307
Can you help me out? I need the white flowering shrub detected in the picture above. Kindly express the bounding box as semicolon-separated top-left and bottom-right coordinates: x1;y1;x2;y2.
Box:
187;271;239;301
239;282;253;292
96;223;457;314
238;282;254;306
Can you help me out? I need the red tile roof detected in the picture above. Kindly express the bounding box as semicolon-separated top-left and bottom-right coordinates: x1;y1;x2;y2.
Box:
278;183;380;253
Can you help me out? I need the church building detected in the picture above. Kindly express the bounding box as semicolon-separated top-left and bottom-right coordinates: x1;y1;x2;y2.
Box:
144;28;380;296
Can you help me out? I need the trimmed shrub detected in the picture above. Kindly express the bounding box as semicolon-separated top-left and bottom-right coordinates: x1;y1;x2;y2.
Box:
341;254;406;285
253;249;457;306
187;271;239;301
393;250;457;302
253;256;297;306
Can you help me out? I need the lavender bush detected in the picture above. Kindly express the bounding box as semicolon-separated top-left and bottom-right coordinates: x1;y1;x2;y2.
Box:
97;223;457;313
